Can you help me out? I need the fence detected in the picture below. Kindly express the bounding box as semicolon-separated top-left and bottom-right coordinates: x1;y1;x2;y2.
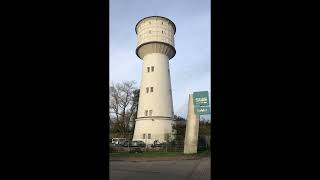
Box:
109;133;210;153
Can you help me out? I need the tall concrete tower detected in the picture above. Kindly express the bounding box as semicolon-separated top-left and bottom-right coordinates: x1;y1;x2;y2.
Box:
132;16;176;144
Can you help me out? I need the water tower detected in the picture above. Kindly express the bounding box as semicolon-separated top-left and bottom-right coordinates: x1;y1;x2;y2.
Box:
132;16;176;144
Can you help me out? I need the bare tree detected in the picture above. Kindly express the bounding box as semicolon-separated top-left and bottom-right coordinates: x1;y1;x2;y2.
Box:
129;89;140;134
109;81;138;137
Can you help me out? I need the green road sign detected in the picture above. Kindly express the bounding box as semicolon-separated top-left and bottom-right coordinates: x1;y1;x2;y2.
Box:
193;91;209;106
193;91;210;116
194;106;210;115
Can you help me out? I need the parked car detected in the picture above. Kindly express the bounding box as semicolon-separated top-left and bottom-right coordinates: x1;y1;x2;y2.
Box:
122;140;132;147
122;140;146;147
132;140;145;147
151;140;163;147
111;138;127;145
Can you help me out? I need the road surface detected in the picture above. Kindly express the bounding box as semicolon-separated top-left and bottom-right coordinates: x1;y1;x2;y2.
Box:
110;157;211;180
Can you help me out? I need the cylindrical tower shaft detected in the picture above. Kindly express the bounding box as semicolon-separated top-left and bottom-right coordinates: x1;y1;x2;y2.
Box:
138;53;173;117
133;16;176;144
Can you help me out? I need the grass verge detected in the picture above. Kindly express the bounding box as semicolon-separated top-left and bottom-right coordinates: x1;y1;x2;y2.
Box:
110;149;209;158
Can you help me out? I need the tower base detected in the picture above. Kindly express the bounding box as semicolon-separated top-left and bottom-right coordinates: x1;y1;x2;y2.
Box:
132;117;175;144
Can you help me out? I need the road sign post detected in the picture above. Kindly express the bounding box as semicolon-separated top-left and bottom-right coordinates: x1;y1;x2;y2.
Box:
193;91;210;116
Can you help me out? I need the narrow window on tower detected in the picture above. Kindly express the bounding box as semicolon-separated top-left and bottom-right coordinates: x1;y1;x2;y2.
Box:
151;66;154;72
147;67;150;72
148;134;151;139
150;87;153;93
149;110;152;116
146;87;149;93
143;134;146;139
145;110;148;116
162;31;163;34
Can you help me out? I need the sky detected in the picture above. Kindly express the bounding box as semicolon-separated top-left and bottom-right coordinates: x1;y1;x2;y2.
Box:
110;0;211;119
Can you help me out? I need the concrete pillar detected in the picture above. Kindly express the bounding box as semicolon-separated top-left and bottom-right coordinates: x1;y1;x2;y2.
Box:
184;94;200;154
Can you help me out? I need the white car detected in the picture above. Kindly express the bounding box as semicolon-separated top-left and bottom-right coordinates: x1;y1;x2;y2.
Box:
111;138;127;145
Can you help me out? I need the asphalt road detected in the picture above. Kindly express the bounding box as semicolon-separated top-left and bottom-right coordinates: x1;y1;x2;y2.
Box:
109;157;211;180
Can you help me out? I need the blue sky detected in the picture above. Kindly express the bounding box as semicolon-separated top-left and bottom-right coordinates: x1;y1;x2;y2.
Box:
110;0;211;119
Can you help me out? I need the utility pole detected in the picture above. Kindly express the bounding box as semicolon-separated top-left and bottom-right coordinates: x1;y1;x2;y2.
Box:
166;137;168;153
128;132;130;152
